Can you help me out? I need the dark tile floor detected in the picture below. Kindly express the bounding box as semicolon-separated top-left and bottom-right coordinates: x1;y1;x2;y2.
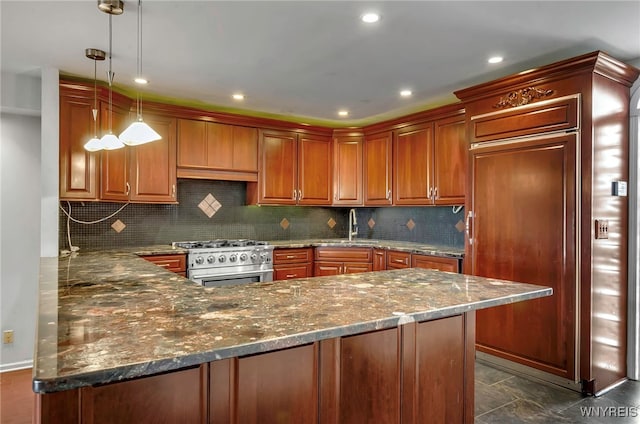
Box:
475;362;640;423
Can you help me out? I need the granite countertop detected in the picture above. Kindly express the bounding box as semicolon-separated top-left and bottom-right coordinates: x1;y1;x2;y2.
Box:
268;239;465;258
34;250;549;394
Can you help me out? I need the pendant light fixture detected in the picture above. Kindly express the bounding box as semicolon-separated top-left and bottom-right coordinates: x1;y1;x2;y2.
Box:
99;0;125;150
83;48;106;152
119;0;161;146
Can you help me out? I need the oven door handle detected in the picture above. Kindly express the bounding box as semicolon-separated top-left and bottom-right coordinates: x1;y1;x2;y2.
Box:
189;269;273;280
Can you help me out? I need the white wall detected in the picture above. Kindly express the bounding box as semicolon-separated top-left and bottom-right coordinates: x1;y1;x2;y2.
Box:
0;70;57;370
0;112;41;370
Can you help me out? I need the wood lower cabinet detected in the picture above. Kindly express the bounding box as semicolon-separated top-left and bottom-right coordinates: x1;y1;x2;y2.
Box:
36;313;476;424
333;133;363;205
177;119;258;181
273;248;313;281
363;131;393;206
387;250;411;269
411;254;460;273
141;254;187;277
373;249;387;271
314;247;372;276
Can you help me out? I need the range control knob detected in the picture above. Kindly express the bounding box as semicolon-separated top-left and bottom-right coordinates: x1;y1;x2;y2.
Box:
195;256;204;265
259;253;268;263
218;255;226;263
207;255;215;264
229;254;237;262
250;253;258;262
239;253;248;262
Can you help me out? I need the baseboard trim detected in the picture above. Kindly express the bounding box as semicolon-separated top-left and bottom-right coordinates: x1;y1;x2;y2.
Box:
0;360;33;373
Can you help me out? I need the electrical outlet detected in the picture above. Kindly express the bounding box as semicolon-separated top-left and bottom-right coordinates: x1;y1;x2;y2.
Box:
3;330;14;344
595;219;609;239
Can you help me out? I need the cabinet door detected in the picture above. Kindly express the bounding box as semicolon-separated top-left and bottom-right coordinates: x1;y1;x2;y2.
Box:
373;249;387;271
298;136;332;205
100;102;131;202
141;254;186;274
207;122;234;170
176;119;207;168
394;124;433;205
59;89;99;200
387;251;410;269
232;126;258;172
273;248;313;264
411;254;460;273
129;114;177;203
274;264;313;281
364;132;393;205
471;133;578;380
343;263;372;274
333;135;363;205
259;130;297;205
314;262;343;276
434;116;466;205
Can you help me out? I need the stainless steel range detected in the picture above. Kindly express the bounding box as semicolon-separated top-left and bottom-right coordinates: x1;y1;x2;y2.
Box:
172;239;273;287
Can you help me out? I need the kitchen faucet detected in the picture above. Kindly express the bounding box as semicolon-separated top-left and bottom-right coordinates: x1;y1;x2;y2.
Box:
348;208;358;241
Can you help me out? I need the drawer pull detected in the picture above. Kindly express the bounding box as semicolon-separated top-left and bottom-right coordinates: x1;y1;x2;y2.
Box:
158;263;171;268
286;274;297;278
286;255;296;259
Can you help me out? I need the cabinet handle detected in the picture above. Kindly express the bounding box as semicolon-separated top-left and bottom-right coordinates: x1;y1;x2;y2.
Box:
433;187;438;200
386;190;391;200
172;184;176;197
286;274;297;278
298;190;303;200
466;211;474;245
286;255;295;259
428;187;433;199
293;189;297;200
125;182;131;196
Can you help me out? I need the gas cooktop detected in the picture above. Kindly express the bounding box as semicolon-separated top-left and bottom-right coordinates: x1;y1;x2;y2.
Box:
172;239;269;250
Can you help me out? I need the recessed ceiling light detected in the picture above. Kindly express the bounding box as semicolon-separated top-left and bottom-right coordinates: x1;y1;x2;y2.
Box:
338;110;349;117
400;90;412;97
361;12;380;23
134;77;148;84
232;93;245;100
488;56;504;64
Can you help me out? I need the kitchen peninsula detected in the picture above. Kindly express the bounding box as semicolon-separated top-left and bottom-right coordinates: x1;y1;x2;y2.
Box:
34;249;551;423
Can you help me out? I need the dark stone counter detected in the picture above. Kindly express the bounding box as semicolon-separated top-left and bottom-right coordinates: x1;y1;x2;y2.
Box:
34;249;546;393
268;239;464;258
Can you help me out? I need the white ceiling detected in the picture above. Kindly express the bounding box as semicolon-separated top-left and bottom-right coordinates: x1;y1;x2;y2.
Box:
2;1;639;126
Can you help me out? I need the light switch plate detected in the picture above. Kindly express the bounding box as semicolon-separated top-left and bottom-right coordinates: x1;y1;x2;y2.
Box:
595;219;609;239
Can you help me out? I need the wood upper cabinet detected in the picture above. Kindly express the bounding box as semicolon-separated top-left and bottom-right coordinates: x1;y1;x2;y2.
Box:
176;119;258;181
394;123;434;205
101;111;177;203
363;131;393;206
393;113;466;206
255;130;332;205
99;101;132;202
128;113;177;203
333;134;363;205
433;115;466;205
298;136;333;205
59;86;99;200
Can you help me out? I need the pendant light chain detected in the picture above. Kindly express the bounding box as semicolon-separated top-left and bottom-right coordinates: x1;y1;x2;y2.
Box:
108;13;114;134
137;0;142;119
93;57;98;136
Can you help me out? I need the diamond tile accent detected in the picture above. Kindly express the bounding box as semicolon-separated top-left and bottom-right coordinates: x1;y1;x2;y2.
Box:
280;218;290;230
368;218;376;229
327;218;336;229
455;219;466;233
198;193;222;218
406;219;416;231
111;219;126;233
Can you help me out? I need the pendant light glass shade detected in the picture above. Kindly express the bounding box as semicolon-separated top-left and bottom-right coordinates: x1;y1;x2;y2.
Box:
120;120;161;145
120;0;160;146
84;137;103;152
100;133;125;150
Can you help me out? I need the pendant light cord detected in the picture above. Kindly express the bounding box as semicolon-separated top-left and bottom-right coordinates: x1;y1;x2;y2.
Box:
108;13;114;133
93;58;98;136
136;0;142;120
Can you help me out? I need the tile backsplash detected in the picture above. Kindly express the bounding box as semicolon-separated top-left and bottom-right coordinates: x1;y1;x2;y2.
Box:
58;179;464;251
